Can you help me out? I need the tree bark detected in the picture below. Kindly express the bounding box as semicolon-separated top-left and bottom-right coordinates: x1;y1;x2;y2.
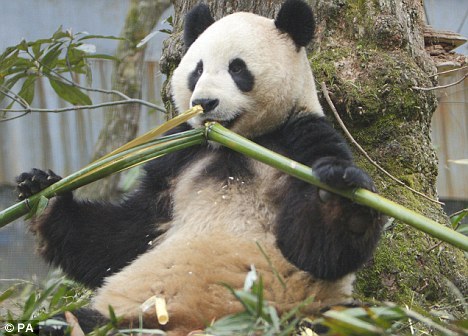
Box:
81;0;171;200
161;0;467;317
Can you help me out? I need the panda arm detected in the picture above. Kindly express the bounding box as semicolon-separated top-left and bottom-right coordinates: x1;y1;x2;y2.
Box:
28;177;167;288
275;115;383;280
18;124;199;288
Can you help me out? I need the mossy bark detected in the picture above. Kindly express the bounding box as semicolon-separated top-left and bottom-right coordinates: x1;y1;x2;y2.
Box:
161;0;467;318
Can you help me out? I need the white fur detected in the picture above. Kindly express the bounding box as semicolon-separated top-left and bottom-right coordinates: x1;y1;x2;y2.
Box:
92;10;352;335
171;12;323;138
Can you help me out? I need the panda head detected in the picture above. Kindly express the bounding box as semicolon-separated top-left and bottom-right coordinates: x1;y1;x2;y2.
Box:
171;0;324;138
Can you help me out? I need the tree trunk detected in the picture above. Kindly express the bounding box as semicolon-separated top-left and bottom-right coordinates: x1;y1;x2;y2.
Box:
81;0;171;200
161;0;467;318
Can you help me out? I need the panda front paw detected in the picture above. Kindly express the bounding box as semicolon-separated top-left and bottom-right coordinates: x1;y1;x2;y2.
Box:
313;157;376;192
16;168;62;200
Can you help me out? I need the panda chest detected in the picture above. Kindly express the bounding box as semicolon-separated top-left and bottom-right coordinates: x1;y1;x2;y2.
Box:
170;154;285;235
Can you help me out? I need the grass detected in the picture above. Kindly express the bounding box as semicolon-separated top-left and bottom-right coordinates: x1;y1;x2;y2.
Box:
1;267;467;336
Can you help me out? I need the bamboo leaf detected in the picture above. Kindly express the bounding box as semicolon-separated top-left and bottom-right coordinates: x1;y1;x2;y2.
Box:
98;105;203;161
83;54;119;61
48;77;92;105
77;34;125;41
323;310;383;334
32;41;44;59
17;39;29;51
0;50;19;73
17;76;36;105
52;26;69;40
0;286;17;303
48;284;68;309
450;209;468;229
41;43;63;69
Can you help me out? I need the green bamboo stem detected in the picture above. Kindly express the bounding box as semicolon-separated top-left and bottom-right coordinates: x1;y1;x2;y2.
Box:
205;122;468;252
1;121;467;252
0;129;205;227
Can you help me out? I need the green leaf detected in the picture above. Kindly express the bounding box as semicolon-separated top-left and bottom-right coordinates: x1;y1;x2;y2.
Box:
18;39;29;51
48;284;68;309
48;77;92;105
52;26;70;40
0;286;17;303
40;43;63;69
0;73;27;106
457;223;468;236
323;309;384;335
31;41;44;59
450;209;468;229
17;77;37;105
83;54;119;61
77;34;124;41
0;50;19;73
0;46;18;63
35;195;50;217
22;292;38;320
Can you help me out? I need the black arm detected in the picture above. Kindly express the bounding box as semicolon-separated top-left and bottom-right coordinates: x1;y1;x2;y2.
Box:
274;115;383;280
17;124;201;288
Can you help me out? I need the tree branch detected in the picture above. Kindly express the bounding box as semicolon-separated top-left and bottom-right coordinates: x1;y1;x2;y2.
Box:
320;82;444;206
1;98;165;114
414;72;468;91
429;65;468;78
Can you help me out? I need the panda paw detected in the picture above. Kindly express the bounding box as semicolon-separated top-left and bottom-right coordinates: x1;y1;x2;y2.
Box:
16;168;62;200
313;157;376;193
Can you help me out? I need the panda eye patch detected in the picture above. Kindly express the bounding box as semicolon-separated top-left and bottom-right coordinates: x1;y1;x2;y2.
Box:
188;60;203;92
228;58;254;92
229;59;246;74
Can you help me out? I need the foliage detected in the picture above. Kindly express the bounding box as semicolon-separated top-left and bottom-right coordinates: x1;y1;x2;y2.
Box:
0;272;90;335
450;209;468;237
3;269;465;336
0;26;121;113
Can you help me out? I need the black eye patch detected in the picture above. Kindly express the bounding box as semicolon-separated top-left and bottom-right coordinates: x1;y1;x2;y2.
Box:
188;60;203;91
229;58;254;92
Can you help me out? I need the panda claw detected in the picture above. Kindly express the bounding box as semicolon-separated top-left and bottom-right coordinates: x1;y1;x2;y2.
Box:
15;168;63;200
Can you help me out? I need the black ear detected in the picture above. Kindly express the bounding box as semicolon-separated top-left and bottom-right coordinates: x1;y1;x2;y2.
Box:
184;3;215;49
275;0;315;47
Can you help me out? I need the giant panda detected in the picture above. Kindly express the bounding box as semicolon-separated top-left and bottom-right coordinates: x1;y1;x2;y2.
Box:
16;0;383;334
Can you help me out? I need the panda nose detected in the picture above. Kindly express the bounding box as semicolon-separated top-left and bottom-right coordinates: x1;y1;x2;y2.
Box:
191;98;219;113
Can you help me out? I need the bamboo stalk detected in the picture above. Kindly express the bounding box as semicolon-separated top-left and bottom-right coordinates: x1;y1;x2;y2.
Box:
205;122;468;252
1;120;467;252
0;129;205;227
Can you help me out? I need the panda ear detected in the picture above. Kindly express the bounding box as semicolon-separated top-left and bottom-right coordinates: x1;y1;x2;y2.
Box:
275;0;315;47
184;3;215;49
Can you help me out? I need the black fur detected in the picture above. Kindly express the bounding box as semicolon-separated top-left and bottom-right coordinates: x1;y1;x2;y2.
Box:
273;116;382;280
37;309;109;335
184;3;215;49
16;168;61;200
20;124;202;289
228;58;255;92
275;0;315;47
202;147;254;182
16;115;382;331
192;98;219;112
188;60;203;91
17;117;382;286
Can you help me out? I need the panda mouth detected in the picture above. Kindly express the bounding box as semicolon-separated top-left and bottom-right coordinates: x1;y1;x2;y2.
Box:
202;113;238;128
202;119;233;130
